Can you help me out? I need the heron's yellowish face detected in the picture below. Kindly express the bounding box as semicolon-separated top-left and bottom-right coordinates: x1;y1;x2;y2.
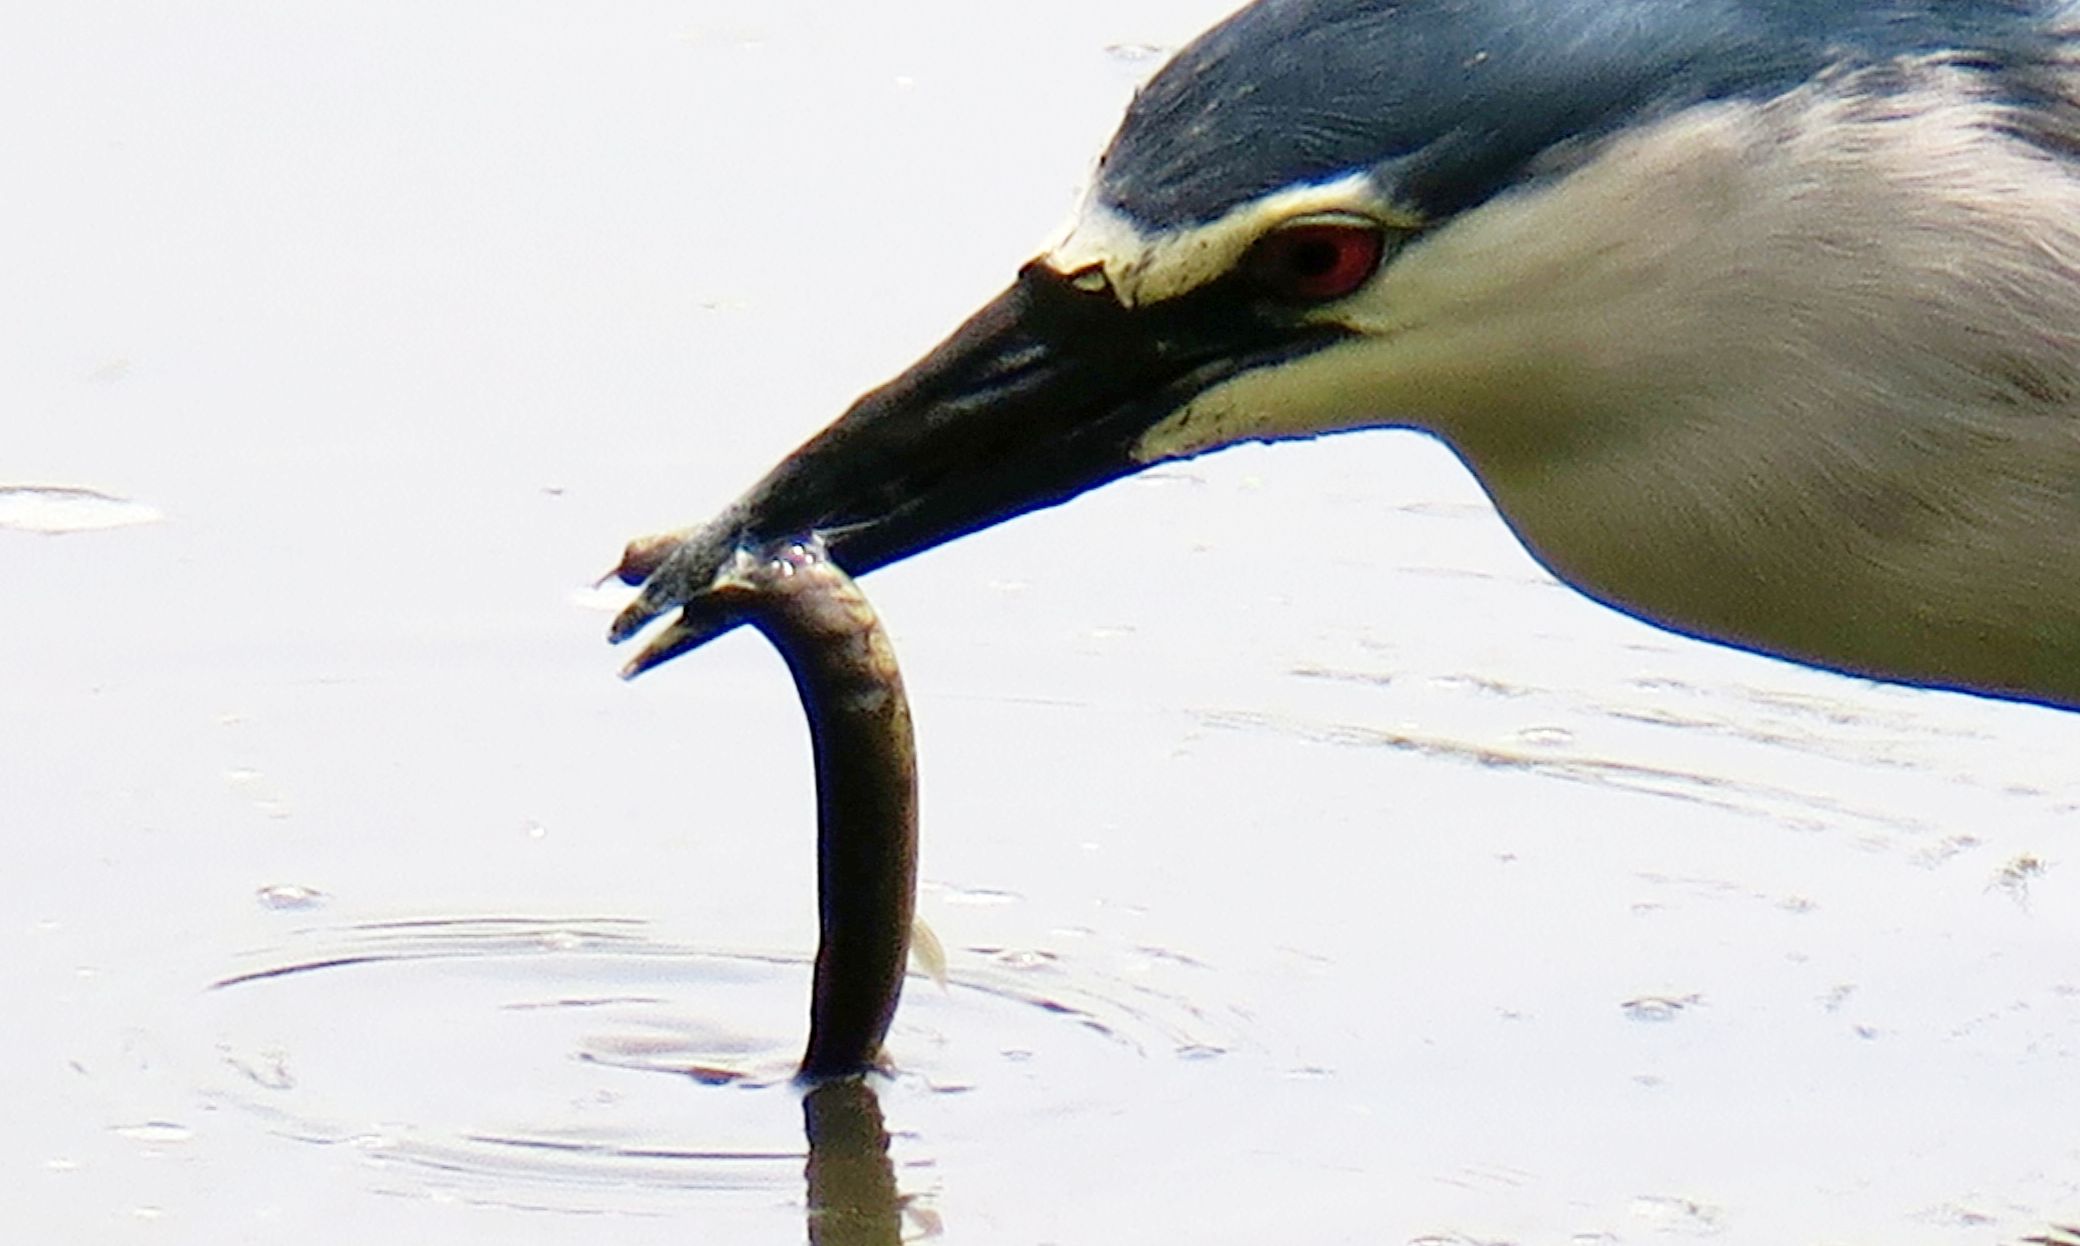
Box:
1038;171;1449;462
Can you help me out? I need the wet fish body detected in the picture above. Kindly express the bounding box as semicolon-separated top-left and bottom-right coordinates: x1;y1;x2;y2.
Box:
711;538;919;1082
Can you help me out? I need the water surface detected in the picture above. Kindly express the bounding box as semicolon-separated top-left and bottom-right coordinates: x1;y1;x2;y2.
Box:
5;3;2077;1243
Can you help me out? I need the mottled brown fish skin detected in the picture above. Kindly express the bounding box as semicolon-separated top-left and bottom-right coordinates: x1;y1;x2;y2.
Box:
612;530;688;585
717;538;919;1083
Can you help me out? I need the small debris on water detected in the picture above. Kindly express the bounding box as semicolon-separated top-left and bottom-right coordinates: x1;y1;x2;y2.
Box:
112;1121;192;1145
0;485;162;534
221;1046;296;1091
1103;42;1171;63
1990;853;2049;907
985;948;1057;970
939;885;1021;907
1629;1194;1724;1233
255;884;328;912
684;1065;751;1087
1620;994;1703;1023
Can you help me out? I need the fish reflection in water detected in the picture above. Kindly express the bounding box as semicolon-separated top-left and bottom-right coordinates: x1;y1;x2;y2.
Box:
803;1078;907;1246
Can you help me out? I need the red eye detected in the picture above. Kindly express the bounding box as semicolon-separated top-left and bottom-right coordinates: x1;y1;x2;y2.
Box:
1245;223;1385;302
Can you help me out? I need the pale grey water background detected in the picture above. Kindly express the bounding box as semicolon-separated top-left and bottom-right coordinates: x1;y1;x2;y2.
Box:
4;4;2078;1243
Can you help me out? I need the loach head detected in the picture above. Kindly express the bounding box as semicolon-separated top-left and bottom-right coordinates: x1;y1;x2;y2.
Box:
613;0;2072;671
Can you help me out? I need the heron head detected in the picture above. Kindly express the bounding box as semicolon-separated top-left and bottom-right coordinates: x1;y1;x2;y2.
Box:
611;0;2069;674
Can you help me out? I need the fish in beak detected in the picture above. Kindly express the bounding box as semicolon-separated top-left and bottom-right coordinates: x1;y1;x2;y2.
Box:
609;252;1362;676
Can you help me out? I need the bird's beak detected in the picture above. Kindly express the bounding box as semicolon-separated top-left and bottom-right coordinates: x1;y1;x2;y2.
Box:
609;260;1344;674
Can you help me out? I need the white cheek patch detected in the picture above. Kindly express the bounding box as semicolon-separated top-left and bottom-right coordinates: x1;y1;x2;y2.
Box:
1133;384;1257;461
1132;337;1395;462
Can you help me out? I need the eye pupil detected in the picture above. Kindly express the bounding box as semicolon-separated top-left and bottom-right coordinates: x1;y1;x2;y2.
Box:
1287;239;1341;277
1247;223;1386;302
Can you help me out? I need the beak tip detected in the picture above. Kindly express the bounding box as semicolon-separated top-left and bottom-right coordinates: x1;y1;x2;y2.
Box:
616;624;679;678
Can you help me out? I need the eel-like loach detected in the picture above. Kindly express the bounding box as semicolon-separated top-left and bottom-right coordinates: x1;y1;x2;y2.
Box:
705;536;919;1082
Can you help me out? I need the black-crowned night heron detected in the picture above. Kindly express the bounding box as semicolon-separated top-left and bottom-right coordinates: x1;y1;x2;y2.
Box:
613;0;2080;711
